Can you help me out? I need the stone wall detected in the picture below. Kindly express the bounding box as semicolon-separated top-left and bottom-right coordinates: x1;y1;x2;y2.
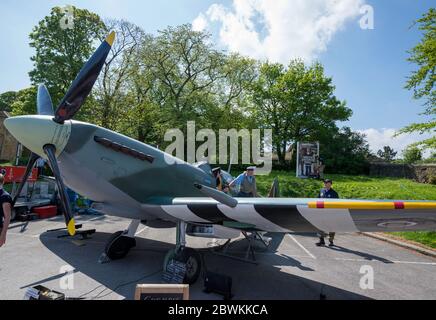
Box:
370;162;436;184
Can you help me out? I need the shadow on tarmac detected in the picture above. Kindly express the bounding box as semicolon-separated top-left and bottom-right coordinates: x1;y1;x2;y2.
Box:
38;230;372;300
326;245;393;264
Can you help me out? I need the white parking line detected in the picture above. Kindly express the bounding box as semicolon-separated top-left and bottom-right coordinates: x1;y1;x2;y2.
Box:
135;227;148;236
8;232;40;238
334;257;436;266
75;215;105;222
287;234;316;259
391;260;436;266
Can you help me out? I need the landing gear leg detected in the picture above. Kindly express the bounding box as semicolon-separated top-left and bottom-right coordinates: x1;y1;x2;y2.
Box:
163;221;202;284
105;219;139;260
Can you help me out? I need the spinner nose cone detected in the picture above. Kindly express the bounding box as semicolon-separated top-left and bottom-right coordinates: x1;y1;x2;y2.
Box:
4;115;71;157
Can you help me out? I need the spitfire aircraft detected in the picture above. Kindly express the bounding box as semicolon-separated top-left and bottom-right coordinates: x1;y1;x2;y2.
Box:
5;32;436;284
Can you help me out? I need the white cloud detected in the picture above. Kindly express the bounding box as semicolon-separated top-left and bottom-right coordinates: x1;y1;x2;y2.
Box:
192;13;208;32
193;0;365;63
357;128;433;157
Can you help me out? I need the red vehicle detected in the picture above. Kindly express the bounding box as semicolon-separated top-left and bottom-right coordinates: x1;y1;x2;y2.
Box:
1;166;56;220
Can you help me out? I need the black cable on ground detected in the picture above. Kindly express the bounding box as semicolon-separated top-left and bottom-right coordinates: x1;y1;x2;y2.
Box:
73;268;162;300
91;269;162;300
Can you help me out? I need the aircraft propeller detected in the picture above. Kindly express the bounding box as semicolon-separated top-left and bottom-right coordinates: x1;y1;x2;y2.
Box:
10;32;116;236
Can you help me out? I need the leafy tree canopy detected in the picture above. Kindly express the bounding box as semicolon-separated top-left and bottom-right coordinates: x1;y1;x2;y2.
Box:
399;8;436;151
29;6;106;106
249;60;352;165
377;146;398;162
403;145;423;164
0;91;17;112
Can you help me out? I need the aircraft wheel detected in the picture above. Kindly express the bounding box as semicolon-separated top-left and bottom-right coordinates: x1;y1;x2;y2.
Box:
163;248;177;271
163;247;202;284
178;248;202;284
105;231;136;260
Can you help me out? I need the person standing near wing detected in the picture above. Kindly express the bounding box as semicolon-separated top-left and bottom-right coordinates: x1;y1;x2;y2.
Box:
229;166;259;198
316;179;339;247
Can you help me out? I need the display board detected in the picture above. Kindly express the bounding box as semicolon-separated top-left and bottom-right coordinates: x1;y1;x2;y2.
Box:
135;284;189;301
296;142;320;178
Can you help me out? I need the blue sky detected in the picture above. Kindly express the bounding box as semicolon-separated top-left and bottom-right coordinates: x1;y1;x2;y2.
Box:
0;0;434;154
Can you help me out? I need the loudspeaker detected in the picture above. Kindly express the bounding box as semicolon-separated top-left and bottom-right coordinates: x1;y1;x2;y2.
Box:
204;271;232;300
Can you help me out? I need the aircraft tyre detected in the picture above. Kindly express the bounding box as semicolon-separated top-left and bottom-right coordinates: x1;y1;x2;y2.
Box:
163;248;177;272
178;247;202;284
105;231;136;260
163;247;202;285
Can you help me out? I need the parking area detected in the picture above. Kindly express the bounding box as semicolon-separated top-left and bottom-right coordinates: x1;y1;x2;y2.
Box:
1;215;435;300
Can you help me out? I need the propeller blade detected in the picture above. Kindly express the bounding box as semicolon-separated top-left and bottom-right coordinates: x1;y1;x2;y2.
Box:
12;153;39;205
53;32;115;124
37;84;54;116
43;144;75;236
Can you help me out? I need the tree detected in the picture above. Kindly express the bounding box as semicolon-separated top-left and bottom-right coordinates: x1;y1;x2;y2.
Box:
377;146;398;162
403;146;423;164
92;19;146;130
128;24;254;152
398;8;436;151
212;53;257;131
136;24;227;129
250;60;352;165
29;6;106;109
10;87;37;116
0;91;17;112
320;127;372;175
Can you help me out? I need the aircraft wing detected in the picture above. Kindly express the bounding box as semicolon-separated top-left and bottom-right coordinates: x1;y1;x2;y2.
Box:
159;198;436;233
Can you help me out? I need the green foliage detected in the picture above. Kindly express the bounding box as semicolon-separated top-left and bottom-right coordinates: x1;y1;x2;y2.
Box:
10;87;37;116
390;232;436;249
249;60;352;166
29;6;106;105
406;8;436;109
90;19;147;131
135;25;225;128
255;170;436;200
3;7;371;173
0;91;17;112
403;145;423;164
377;146;398;162
400;8;436;151
398;122;436;150
124;24;258;150
319;127;372;175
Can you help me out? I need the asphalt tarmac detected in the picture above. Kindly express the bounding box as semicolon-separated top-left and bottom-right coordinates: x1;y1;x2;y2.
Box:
1;215;435;300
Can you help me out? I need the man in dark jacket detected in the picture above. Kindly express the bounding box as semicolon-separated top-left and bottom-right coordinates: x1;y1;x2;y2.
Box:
316;179;339;247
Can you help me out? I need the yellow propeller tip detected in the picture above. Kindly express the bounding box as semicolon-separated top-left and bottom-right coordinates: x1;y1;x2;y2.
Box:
67;218;76;236
106;31;116;46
